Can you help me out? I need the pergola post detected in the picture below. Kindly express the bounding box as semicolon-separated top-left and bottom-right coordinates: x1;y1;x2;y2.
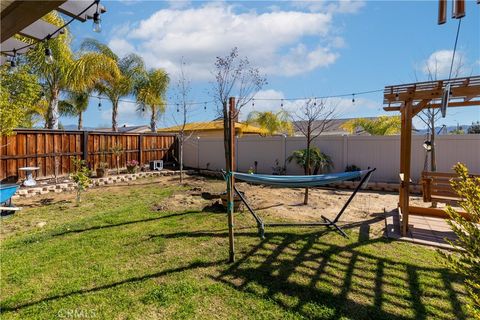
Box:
399;100;413;236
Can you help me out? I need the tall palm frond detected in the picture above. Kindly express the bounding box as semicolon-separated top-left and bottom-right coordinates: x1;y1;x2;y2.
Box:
136;68;169;132
246;110;293;135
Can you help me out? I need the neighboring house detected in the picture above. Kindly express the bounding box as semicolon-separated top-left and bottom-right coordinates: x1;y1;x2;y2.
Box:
94;125;152;133
157;120;267;137
291;118;374;136
292;117;413;136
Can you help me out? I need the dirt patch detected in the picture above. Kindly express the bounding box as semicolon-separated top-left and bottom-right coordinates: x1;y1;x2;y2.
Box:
11;173;429;238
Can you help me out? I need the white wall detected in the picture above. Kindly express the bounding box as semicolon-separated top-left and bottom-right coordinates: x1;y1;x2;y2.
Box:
183;135;480;182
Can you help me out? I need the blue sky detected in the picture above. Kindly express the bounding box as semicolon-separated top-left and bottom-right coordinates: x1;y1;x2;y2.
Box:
64;0;480;129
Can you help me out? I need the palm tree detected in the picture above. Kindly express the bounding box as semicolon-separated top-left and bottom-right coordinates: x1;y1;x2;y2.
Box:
27;13;119;129
59;91;90;129
287;148;333;175
80;39;145;131
341;116;401;135
135;69;169;132
246;110;293;135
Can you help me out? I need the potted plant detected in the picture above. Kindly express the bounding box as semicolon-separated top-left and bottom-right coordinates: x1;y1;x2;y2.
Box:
126;160;139;174
96;162;108;178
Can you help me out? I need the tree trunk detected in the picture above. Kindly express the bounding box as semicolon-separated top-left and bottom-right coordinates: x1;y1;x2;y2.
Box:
47;88;60;129
77;112;83;130
150;106;157;132
304;128;311;205
112;99;119;132
179;134;184;183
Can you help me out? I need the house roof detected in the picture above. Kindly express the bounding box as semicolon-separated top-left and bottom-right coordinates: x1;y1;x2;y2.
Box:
94;125;151;133
157;120;268;135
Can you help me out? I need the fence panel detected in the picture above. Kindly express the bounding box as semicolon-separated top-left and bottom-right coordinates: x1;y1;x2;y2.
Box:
1;129;177;181
182;134;480;182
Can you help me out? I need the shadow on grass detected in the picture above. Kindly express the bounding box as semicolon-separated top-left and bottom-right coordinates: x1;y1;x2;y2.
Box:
211;229;468;320
49;211;198;238
0;260;221;313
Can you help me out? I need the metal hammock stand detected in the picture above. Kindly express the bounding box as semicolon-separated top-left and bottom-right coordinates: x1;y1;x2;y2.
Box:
222;168;376;239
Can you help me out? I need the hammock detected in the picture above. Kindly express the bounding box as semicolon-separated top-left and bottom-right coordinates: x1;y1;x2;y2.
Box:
223;168;376;239
233;170;369;188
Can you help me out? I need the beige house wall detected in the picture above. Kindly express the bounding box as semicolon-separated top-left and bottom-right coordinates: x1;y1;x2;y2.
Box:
183;135;480;183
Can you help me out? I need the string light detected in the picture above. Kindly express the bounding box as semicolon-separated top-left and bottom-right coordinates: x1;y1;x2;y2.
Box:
1;0;100;68
9;49;18;72
351;94;355;104
98;97;102;109
92;0;102;33
252;89;383;102
44;35;54;65
280;99;284;107
176;103;179;112
252;99;255;107
204;102;207;110
313;98;317;106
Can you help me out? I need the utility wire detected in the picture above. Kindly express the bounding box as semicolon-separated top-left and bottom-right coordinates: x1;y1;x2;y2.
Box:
447;18;462;80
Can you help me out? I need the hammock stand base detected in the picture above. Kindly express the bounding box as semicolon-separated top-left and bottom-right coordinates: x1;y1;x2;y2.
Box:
231;168;376;239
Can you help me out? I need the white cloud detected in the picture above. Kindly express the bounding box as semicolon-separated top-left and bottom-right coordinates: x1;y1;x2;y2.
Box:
108;3;357;80
421;50;466;78
291;0;366;14
108;38;135;55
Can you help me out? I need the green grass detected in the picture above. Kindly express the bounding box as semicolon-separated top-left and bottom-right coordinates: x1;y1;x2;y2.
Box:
0;180;471;319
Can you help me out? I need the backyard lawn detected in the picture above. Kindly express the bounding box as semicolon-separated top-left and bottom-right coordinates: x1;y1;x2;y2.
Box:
0;176;471;320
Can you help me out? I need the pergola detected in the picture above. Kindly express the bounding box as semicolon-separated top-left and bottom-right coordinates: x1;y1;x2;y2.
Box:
1;0;106;64
383;75;480;235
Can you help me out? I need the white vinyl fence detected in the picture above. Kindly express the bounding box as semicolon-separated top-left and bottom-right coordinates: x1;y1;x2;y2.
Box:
183;135;480;183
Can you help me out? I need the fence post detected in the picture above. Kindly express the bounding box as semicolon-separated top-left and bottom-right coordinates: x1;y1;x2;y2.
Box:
138;134;143;165
82;131;88;161
342;134;348;170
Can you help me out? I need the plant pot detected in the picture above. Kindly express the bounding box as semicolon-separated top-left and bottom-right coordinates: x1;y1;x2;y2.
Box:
96;168;107;178
220;191;244;212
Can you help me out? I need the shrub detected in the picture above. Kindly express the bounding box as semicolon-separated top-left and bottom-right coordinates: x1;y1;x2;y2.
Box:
440;163;480;319
70;158;92;205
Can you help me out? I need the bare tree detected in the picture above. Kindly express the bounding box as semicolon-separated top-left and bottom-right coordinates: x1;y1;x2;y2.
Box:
415;55;464;174
293;98;337;205
174;58;195;183
211;47;267;168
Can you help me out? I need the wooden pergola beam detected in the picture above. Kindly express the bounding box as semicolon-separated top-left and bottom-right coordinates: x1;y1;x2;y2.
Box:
1;1;66;42
384;99;480;112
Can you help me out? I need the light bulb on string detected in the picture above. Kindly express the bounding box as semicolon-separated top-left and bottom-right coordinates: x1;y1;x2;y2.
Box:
280;99;284;108
44;35;54;65
252;99;255;107
352;94;355;104
9;49;18;73
204;102;207;110
176;103;179;112
98;98;102;109
313;98;317;106
92;0;102;33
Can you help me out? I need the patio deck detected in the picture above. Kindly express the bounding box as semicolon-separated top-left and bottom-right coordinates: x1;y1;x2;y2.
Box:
385;209;458;250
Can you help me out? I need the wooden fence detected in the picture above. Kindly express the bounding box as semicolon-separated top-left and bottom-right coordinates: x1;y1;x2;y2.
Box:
0;129;177;181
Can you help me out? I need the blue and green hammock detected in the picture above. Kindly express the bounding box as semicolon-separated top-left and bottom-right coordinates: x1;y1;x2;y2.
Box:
223;168;376;238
